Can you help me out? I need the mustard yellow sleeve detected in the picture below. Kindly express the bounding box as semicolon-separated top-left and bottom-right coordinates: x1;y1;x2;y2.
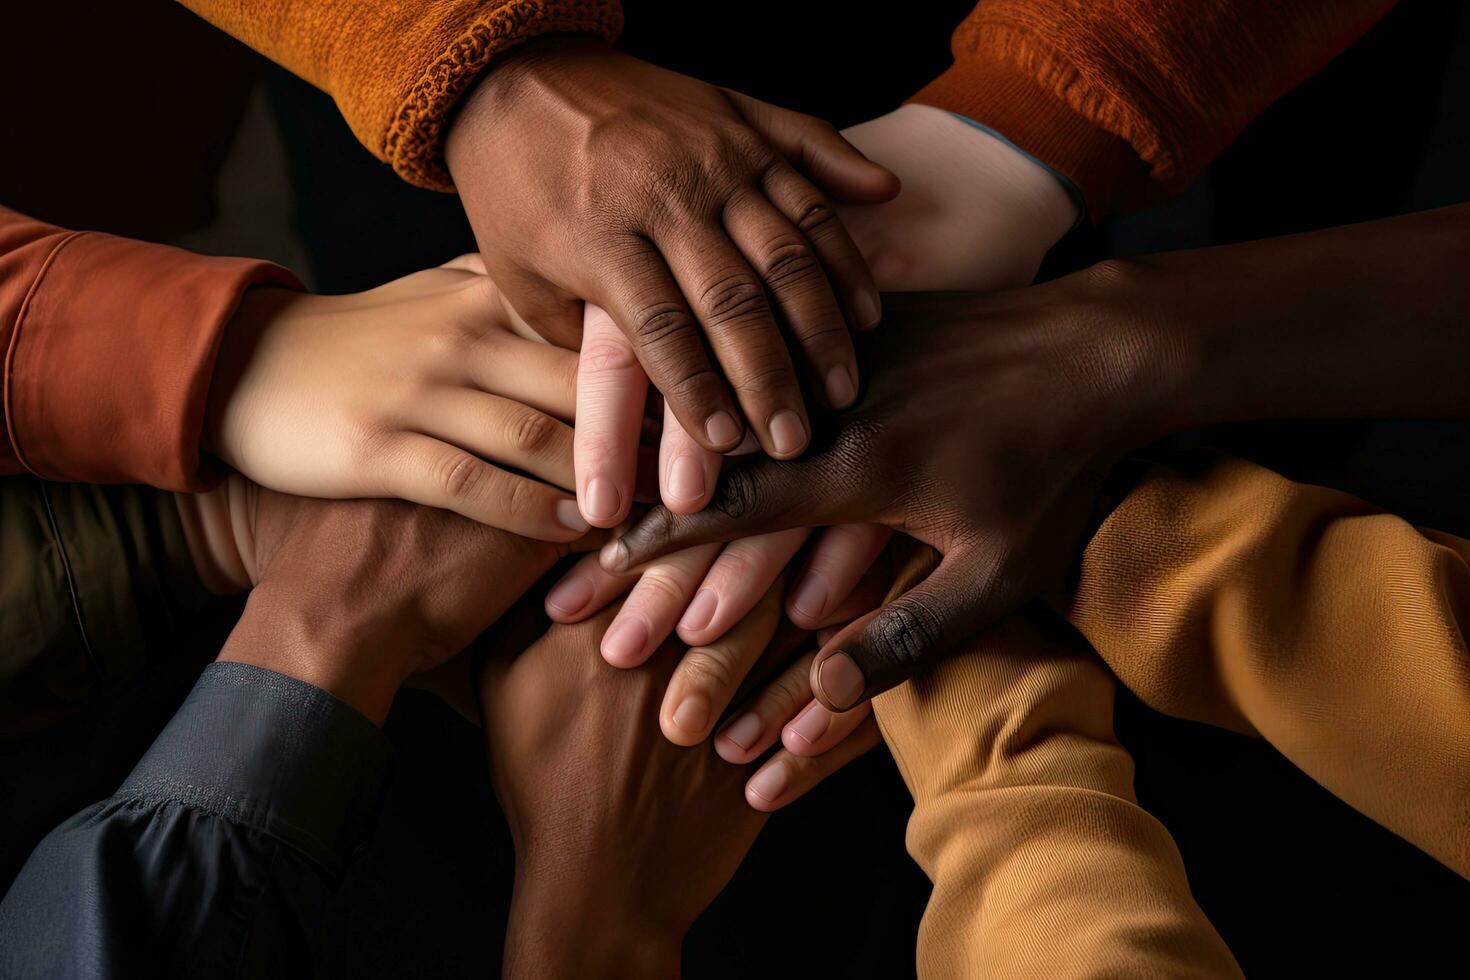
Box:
176;0;623;190
873;552;1240;978
1069;453;1470;878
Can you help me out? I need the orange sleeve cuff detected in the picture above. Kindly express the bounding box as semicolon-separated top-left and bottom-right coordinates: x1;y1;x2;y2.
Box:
910;52;1147;220
3;232;300;490
179;0;623;192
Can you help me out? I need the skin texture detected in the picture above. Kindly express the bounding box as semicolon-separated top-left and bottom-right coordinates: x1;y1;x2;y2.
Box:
481;601;881;977
556;107;1078;730
206;257;587;540
445;37;899;480
205;473;576;723
608;204;1470;712
604;281;1172;712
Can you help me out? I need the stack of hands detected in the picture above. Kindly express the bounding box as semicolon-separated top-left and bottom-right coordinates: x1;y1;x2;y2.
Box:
154;37;1468;975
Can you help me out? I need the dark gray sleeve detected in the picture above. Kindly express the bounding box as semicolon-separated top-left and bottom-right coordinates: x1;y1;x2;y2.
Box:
0;662;391;979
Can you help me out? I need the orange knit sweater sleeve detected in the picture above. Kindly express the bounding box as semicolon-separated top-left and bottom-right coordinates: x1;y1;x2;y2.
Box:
176;0;623;191
914;1;1398;215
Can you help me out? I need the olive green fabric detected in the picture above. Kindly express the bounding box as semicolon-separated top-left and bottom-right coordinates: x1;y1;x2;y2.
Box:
0;478;211;735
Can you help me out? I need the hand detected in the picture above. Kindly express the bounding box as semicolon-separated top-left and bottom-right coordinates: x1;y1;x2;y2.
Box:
838;104;1078;291
481;599;880;978
200;474;583;723
446;37;899;472
604;278;1179;711
204;257;587;541
559;106;1077;671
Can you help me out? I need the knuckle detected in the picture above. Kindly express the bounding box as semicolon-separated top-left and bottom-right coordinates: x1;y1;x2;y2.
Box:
758;236;820;286
679;649;736;695
621;506;678;557
699;273;769;327
423;319;478;360
764;666;811;716
635;568;689;606
729;360;797;398
580;338;640;375
710;468;761;521
630;303;695;348
658;366;723;406
506;408;559;456
868;599;943;672
501;472;539;518
723;126;773;167
710;550;755;585
788;195;839;239
436;451;485;502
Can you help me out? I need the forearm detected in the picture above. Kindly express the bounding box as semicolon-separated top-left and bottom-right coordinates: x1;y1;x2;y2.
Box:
1067;453;1470;876
1125;205;1470;437
503;877;681;980
872;547;1239;978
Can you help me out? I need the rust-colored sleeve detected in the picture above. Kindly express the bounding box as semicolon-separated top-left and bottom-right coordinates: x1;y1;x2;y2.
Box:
176;0;623;191
0;206;300;490
1070;453;1470;877
913;1;1397;215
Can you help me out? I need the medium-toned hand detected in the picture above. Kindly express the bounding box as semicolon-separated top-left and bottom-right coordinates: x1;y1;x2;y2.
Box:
446;37;899;476
205;257;586;541
204;475;585;723
480;598;880;978
604;276;1178;712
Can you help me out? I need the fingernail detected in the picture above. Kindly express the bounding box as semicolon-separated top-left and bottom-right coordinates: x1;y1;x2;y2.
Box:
672;696;709;735
679;588;718;633
719;712;763;751
767;410;808;458
785;702;832;747
583;477;621;524
545;576;594;616
556;499;590;533
599;539;630;573
788;573;830;622
816;652;866;710
601;617;648;666
825;364;857;408
666;454;706;503
747;760;790;804
854;291;881;330
705;411;742;449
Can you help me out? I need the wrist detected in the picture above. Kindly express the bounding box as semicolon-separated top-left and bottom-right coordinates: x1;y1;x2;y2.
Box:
445;35;607;181
173;474;257;595
1064;258;1205;454
936;107;1080;245
504;871;683;979
217;583;414;725
204;286;302;469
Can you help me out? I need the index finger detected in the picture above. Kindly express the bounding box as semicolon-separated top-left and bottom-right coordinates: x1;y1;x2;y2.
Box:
575;304;648;528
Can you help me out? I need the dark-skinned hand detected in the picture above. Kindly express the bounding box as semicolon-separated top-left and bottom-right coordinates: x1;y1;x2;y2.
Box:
600;271;1178;712
445;37;899;471
206;474;592;723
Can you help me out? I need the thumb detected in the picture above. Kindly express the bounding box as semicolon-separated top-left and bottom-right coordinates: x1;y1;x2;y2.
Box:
725;90;900;205
808;548;1012;710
